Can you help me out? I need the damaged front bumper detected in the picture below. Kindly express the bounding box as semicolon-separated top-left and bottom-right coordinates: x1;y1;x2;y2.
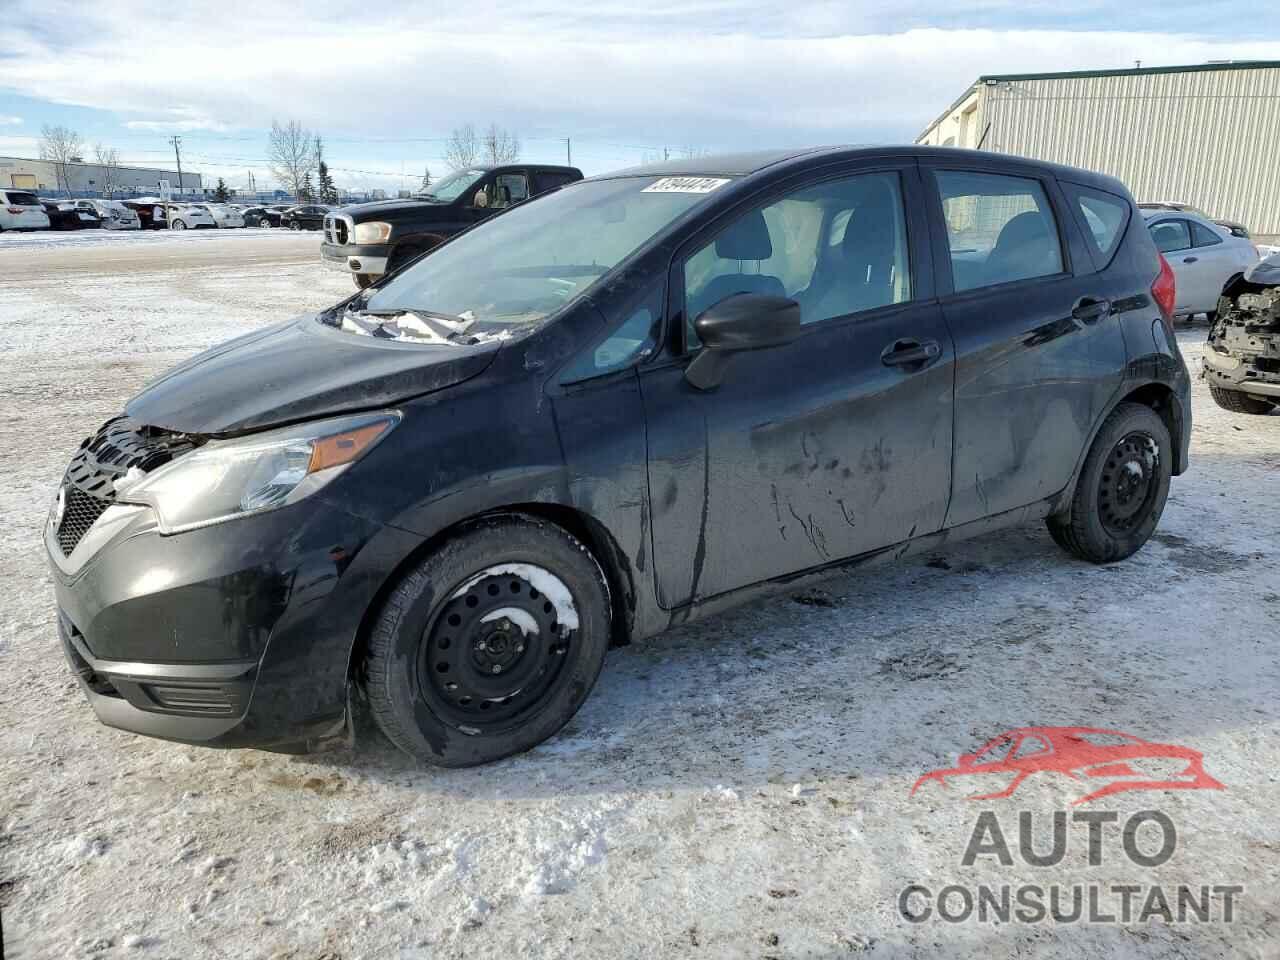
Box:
1204;286;1280;399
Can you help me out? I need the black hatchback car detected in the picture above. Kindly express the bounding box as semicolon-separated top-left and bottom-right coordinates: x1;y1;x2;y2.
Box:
279;204;328;230
47;147;1190;767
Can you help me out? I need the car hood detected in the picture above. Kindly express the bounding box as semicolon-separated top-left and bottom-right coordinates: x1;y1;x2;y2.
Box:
336;198;451;221
125;314;499;436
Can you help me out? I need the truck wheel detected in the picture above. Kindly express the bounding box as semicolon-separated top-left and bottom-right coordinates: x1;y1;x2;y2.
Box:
354;273;374;290
1209;383;1276;415
1046;402;1172;564
363;514;612;767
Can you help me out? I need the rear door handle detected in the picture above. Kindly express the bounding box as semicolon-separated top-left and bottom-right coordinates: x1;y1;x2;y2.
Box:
881;338;941;368
1071;297;1112;323
1182;256;1198;264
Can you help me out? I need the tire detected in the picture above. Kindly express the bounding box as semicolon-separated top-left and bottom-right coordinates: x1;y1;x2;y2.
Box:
363;515;612;767
1209;383;1276;415
1046;402;1172;564
290;221;301;231
354;273;374;290
171;219;186;230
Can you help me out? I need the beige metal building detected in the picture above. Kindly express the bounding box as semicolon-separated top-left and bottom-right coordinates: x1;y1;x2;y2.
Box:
0;155;200;197
917;61;1280;235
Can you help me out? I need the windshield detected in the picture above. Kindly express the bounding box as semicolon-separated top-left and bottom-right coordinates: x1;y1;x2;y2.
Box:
416;168;487;202
345;176;727;343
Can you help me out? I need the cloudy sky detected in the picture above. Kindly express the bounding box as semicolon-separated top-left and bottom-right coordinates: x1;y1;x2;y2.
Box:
1;0;1277;194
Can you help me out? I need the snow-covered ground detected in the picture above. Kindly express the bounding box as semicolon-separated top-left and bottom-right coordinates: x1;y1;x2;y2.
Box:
0;225;292;249
1;233;1278;959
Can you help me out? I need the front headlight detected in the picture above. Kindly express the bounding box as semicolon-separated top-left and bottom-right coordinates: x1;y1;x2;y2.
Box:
353;221;393;244
116;411;399;534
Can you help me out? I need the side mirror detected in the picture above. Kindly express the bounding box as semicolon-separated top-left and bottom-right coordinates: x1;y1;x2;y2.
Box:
685;293;802;390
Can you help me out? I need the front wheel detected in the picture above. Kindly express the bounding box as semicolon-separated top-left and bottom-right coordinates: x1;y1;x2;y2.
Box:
354;273;374;289
363;515;612;767
1209;383;1276;415
1046;402;1172;564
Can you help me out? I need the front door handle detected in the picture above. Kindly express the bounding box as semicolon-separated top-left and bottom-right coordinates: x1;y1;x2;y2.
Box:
881;338;941;368
1182;256;1198;264
1071;297;1112;323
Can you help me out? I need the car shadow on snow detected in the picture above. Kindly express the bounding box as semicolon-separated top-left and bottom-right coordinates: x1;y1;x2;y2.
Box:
303;514;1260;800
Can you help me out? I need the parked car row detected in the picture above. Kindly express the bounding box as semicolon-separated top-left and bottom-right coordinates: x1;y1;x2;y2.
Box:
0;193;331;234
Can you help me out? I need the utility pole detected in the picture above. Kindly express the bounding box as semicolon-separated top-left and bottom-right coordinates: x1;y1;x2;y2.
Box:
564;137;571;165
169;136;184;197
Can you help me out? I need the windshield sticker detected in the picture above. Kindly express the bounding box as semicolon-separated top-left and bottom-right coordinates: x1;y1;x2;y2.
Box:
642;177;731;194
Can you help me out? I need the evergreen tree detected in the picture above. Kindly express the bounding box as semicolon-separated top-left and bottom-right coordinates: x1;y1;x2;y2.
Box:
317;160;338;204
213;177;229;203
298;171;314;202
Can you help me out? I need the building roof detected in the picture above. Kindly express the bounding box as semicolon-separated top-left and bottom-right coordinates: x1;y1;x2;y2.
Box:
0;154;190;177
979;59;1280;84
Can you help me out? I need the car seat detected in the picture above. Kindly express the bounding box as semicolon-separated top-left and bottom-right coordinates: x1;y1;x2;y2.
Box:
687;209;785;324
983;211;1060;286
804;181;900;321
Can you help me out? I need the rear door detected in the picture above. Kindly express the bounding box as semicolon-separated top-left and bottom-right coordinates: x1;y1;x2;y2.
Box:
1149;217;1212;314
922;161;1127;527
642;161;955;607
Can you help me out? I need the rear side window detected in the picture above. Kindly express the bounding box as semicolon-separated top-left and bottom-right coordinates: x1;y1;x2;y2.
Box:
1150;219;1190;253
3;191;40;206
934;171;1063;292
534;172;578;194
1191;220;1223;248
1065;185;1130;263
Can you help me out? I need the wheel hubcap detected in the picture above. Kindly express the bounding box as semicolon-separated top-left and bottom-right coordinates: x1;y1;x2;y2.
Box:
1098;431;1159;535
419;569;572;731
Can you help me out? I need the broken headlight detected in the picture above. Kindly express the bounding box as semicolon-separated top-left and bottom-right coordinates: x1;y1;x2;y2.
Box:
352;221;393;244
116;412;399;534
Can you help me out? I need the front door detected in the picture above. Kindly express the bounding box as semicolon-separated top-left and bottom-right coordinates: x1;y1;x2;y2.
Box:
642;164;955;608
924;164;1127;526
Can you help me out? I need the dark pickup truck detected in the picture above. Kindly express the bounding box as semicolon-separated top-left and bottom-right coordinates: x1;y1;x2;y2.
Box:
321;163;583;287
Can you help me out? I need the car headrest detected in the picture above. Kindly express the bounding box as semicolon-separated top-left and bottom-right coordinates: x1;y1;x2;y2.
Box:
993;211;1052;254
716;209;773;261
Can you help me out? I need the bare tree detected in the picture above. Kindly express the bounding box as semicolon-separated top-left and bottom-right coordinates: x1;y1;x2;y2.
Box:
267;119;316;199
39;124;84;196
482;124;520;165
94;143;121;198
444;125;479;171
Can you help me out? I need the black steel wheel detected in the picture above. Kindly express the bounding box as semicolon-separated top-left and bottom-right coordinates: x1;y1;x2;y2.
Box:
364;515;611;766
354;273;374;290
1047;402;1172;563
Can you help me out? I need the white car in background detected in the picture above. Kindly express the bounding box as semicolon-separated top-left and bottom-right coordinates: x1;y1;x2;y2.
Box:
72;199;140;230
0;188;51;231
203;203;245;228
167;204;217;230
1143;209;1260;319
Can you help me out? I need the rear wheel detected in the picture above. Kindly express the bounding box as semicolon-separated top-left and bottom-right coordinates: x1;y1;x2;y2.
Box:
1208;384;1276;415
171;219;186;231
290;220;301;231
363;515;612;767
1047;402;1171;563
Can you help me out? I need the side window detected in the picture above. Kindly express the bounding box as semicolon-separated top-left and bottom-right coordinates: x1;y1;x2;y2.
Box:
491;173;529;208
682;172;910;346
1191;220;1223;248
559;305;659;383
1150;219;1190;253
1065;185;1130;262
935;170;1064;292
534;172;577;194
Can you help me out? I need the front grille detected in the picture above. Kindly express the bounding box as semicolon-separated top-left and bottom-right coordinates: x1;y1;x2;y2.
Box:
56;487;110;555
323;216;349;245
54;416;201;556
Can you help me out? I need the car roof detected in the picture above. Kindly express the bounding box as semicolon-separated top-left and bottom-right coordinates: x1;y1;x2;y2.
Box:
589;145;1130;194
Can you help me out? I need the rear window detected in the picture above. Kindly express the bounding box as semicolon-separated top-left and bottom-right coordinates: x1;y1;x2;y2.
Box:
3;191;40;206
1065;185;1131;263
